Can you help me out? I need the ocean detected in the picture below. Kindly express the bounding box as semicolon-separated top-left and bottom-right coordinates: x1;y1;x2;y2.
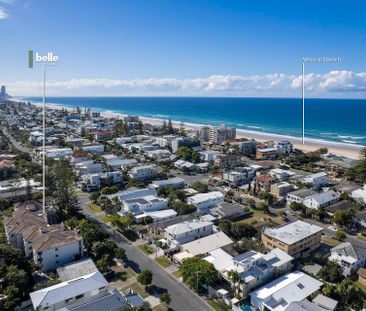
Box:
26;96;366;146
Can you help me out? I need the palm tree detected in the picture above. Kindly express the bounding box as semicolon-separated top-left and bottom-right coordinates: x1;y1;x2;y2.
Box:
228;270;241;296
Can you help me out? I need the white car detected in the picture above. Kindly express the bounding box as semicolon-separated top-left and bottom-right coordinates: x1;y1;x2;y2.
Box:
328;225;338;231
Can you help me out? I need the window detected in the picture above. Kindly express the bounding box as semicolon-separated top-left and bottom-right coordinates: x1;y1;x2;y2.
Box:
76;294;84;299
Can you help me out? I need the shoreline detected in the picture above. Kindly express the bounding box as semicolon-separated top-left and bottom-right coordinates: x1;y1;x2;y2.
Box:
32;101;363;160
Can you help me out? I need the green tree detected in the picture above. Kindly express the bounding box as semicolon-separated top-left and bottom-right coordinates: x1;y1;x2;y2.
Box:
347;147;366;183
3;285;21;311
192;181;208;193
335;230;346;241
159;292;171;306
333;209;354;229
137;269;153;287
47;159;79;220
168;119;174;134
179;257;217;292
290;202;304;213
318;261;344;283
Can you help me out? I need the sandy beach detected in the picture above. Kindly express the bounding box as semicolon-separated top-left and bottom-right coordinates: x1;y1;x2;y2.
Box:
33;101;363;160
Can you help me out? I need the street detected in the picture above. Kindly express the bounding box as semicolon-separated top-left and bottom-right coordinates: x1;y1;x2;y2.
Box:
78;193;213;311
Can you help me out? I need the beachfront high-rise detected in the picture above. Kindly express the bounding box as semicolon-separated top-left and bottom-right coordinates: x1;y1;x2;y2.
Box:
199;124;236;144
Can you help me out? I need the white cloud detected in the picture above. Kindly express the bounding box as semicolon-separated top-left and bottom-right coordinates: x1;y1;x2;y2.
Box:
0;7;9;19
2;70;366;97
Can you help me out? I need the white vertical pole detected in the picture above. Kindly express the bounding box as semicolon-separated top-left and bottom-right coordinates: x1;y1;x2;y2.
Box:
302;61;305;145
42;65;46;215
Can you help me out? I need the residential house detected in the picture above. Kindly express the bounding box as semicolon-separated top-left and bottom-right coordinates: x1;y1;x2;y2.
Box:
223;167;255;187
121;195;168;214
179;231;233;257
82;143;105;154
221;248;293;298
45;147;73;159
303;190;340;209
250;271;323;311
352;185;366;204
150;177;185;189
302;172;328;188
210;202;251;220
129;165;158;181
187;191;225;214
330;242;366;276
165;220;214;247
286;189;317;204
30;271;128;311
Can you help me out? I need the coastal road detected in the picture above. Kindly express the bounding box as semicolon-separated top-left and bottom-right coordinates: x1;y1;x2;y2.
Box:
1;127;30;154
77;193;213;311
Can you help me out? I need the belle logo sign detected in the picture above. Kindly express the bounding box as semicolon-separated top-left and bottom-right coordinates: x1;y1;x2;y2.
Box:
28;50;59;68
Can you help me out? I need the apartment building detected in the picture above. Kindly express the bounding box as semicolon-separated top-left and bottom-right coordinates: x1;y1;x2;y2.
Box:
4;206;84;271
271;182;293;198
261;220;323;258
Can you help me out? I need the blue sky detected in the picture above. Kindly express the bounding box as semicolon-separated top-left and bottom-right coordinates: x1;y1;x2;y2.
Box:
1;0;366;97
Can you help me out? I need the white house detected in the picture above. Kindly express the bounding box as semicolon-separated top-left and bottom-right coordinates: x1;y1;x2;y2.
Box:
121;195;168;214
165;220;214;246
302;172;328;188
303;190;340;209
45;148;73;159
352;185;366;204
30;271;127;311
81;173;101;191
223;168;254;186
286;188;317;204
330;242;366;276
187;191;225;214
129;165;158;181
74;160;103;176
114;187;157;202
250;271;323;311
150;177;185;189
82;143;105;153
224;249;293;298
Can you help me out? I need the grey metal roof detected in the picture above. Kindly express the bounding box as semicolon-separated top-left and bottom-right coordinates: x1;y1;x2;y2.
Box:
68;289;128;311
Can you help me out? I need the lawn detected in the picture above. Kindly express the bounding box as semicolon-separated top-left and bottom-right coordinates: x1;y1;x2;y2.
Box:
155;256;172;268
208;300;232;311
356;281;366;295
237;208;285;226
121;282;149;298
172;270;182;278
87;202;102;214
113;266;136;281
138;243;155;255
321;235;341;247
